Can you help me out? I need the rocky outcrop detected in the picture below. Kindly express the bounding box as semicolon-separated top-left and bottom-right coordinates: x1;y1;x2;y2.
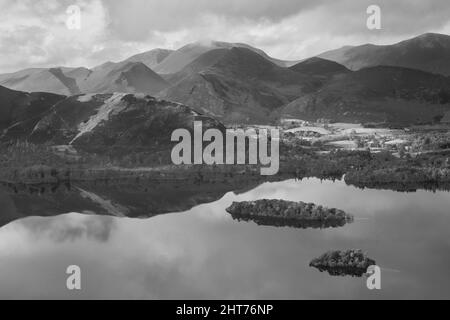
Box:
225;199;353;229
28;93;224;157
309;249;376;277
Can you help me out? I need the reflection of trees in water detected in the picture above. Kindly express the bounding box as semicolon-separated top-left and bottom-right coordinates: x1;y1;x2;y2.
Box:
0;171;295;226
229;214;349;229
310;265;369;277
346;179;450;192
344;163;450;192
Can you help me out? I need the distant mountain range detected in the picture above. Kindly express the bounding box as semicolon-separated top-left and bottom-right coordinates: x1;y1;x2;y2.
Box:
319;33;450;76
281;65;450;124
147;40;299;74
0;61;169;96
160;47;320;123
1;33;450;125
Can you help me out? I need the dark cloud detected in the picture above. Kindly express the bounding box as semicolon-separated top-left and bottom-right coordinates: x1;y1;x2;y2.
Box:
102;0;324;41
102;0;450;41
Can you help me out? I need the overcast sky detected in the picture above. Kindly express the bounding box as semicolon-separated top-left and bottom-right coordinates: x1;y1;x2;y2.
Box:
0;0;450;73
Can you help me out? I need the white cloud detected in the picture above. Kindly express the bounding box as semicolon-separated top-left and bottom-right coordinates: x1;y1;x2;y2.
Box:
0;0;112;72
0;0;449;73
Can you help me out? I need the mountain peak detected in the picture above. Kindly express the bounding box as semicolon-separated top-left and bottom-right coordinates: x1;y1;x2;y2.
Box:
209;47;279;78
415;32;450;39
318;32;450;76
153;40;297;74
405;32;450;48
124;48;173;69
182;40;250;50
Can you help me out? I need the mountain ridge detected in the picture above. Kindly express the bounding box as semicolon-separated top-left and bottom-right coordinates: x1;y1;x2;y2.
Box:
281;65;450;124
161;47;317;123
153;40;299;75
318;32;450;76
0;62;169;96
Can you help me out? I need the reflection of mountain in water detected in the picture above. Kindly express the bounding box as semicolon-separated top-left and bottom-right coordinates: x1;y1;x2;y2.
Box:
0;172;294;228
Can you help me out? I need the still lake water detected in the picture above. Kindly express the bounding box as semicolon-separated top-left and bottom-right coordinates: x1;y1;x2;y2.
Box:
0;178;450;299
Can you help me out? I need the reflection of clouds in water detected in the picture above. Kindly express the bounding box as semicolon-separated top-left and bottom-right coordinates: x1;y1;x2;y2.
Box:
2;178;450;298
16;213;116;243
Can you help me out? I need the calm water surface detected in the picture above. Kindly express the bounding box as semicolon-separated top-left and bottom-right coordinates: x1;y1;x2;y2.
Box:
0;178;450;299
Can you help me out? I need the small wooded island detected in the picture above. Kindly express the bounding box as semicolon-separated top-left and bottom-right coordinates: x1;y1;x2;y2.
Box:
310;249;376;277
225;199;353;229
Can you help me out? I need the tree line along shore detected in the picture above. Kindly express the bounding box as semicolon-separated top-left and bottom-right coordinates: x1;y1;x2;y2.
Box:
2;139;450;192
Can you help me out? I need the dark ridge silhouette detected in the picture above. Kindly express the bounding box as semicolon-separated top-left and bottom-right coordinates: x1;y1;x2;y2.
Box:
282;65;450;124
0;85;65;140
162;47;317;123
289;57;350;76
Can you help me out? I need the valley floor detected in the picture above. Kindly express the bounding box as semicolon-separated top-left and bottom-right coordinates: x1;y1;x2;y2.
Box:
2;121;450;193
